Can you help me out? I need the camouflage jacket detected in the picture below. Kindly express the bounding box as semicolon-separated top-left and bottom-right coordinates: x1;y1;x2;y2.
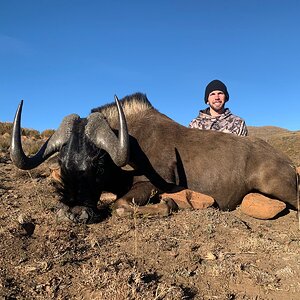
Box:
189;108;248;136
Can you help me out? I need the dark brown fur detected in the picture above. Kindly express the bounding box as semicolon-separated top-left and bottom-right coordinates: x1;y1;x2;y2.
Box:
93;93;298;214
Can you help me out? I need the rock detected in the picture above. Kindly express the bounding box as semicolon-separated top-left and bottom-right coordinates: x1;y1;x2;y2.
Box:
17;214;35;236
17;213;33;225
100;192;117;203
160;189;214;209
240;193;286;220
205;252;217;260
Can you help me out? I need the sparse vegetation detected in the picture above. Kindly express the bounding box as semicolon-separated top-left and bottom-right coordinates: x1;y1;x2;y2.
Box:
0;122;55;155
0;122;13;135
41;129;55;138
0;134;10;151
248;126;300;166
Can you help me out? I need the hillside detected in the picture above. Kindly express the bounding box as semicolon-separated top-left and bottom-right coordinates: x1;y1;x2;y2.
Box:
248;126;300;166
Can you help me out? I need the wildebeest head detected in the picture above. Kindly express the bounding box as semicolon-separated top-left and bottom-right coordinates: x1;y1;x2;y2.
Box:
10;96;129;206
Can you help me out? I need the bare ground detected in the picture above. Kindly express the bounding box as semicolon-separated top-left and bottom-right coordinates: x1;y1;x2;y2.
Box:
0;150;300;300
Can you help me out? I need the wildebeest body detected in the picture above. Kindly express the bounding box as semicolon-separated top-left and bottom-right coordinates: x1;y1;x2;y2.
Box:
91;94;297;211
11;93;298;222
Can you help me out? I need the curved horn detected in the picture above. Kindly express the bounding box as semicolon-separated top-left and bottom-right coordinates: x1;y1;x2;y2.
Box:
10;100;80;170
86;95;129;167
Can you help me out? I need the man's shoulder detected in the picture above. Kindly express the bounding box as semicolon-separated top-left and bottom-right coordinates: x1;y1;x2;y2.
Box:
225;109;246;122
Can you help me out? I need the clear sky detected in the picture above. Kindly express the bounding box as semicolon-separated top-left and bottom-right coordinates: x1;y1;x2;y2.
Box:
1;0;299;132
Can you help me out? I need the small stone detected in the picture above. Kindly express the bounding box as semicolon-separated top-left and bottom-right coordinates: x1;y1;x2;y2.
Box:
18;213;32;224
17;214;35;236
20;222;35;236
205;252;217;260
100;192;117;203
56;207;73;223
78;209;89;223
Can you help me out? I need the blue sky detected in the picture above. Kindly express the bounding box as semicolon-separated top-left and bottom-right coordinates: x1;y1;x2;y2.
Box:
1;0;299;132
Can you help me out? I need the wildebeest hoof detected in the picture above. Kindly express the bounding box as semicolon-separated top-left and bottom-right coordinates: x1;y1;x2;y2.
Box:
56;204;102;224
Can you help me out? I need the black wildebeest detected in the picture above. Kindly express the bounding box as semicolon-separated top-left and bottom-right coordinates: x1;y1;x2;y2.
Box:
10;93;299;223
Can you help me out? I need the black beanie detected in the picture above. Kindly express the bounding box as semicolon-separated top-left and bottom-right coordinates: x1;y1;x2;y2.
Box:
204;80;229;103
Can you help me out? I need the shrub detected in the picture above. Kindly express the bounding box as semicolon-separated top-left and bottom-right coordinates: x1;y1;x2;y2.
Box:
41;129;55;138
21;128;41;139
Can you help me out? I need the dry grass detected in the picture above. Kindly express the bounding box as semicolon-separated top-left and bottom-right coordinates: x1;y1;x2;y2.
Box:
0;122;13;135
0;134;10;151
248;126;300;166
0;122;54;156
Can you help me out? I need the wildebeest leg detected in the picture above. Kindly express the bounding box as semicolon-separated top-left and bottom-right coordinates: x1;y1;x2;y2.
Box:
113;181;178;217
252;164;298;209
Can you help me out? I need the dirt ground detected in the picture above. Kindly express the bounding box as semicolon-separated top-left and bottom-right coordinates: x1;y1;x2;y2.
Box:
0;150;300;300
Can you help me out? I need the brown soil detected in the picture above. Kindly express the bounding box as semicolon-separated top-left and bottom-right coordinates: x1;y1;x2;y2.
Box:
1;122;300;300
1;149;300;300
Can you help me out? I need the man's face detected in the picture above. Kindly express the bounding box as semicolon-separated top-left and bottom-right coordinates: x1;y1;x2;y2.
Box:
207;90;226;112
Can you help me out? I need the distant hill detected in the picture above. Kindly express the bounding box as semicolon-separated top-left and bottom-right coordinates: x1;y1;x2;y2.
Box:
248;126;300;166
248;126;291;139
